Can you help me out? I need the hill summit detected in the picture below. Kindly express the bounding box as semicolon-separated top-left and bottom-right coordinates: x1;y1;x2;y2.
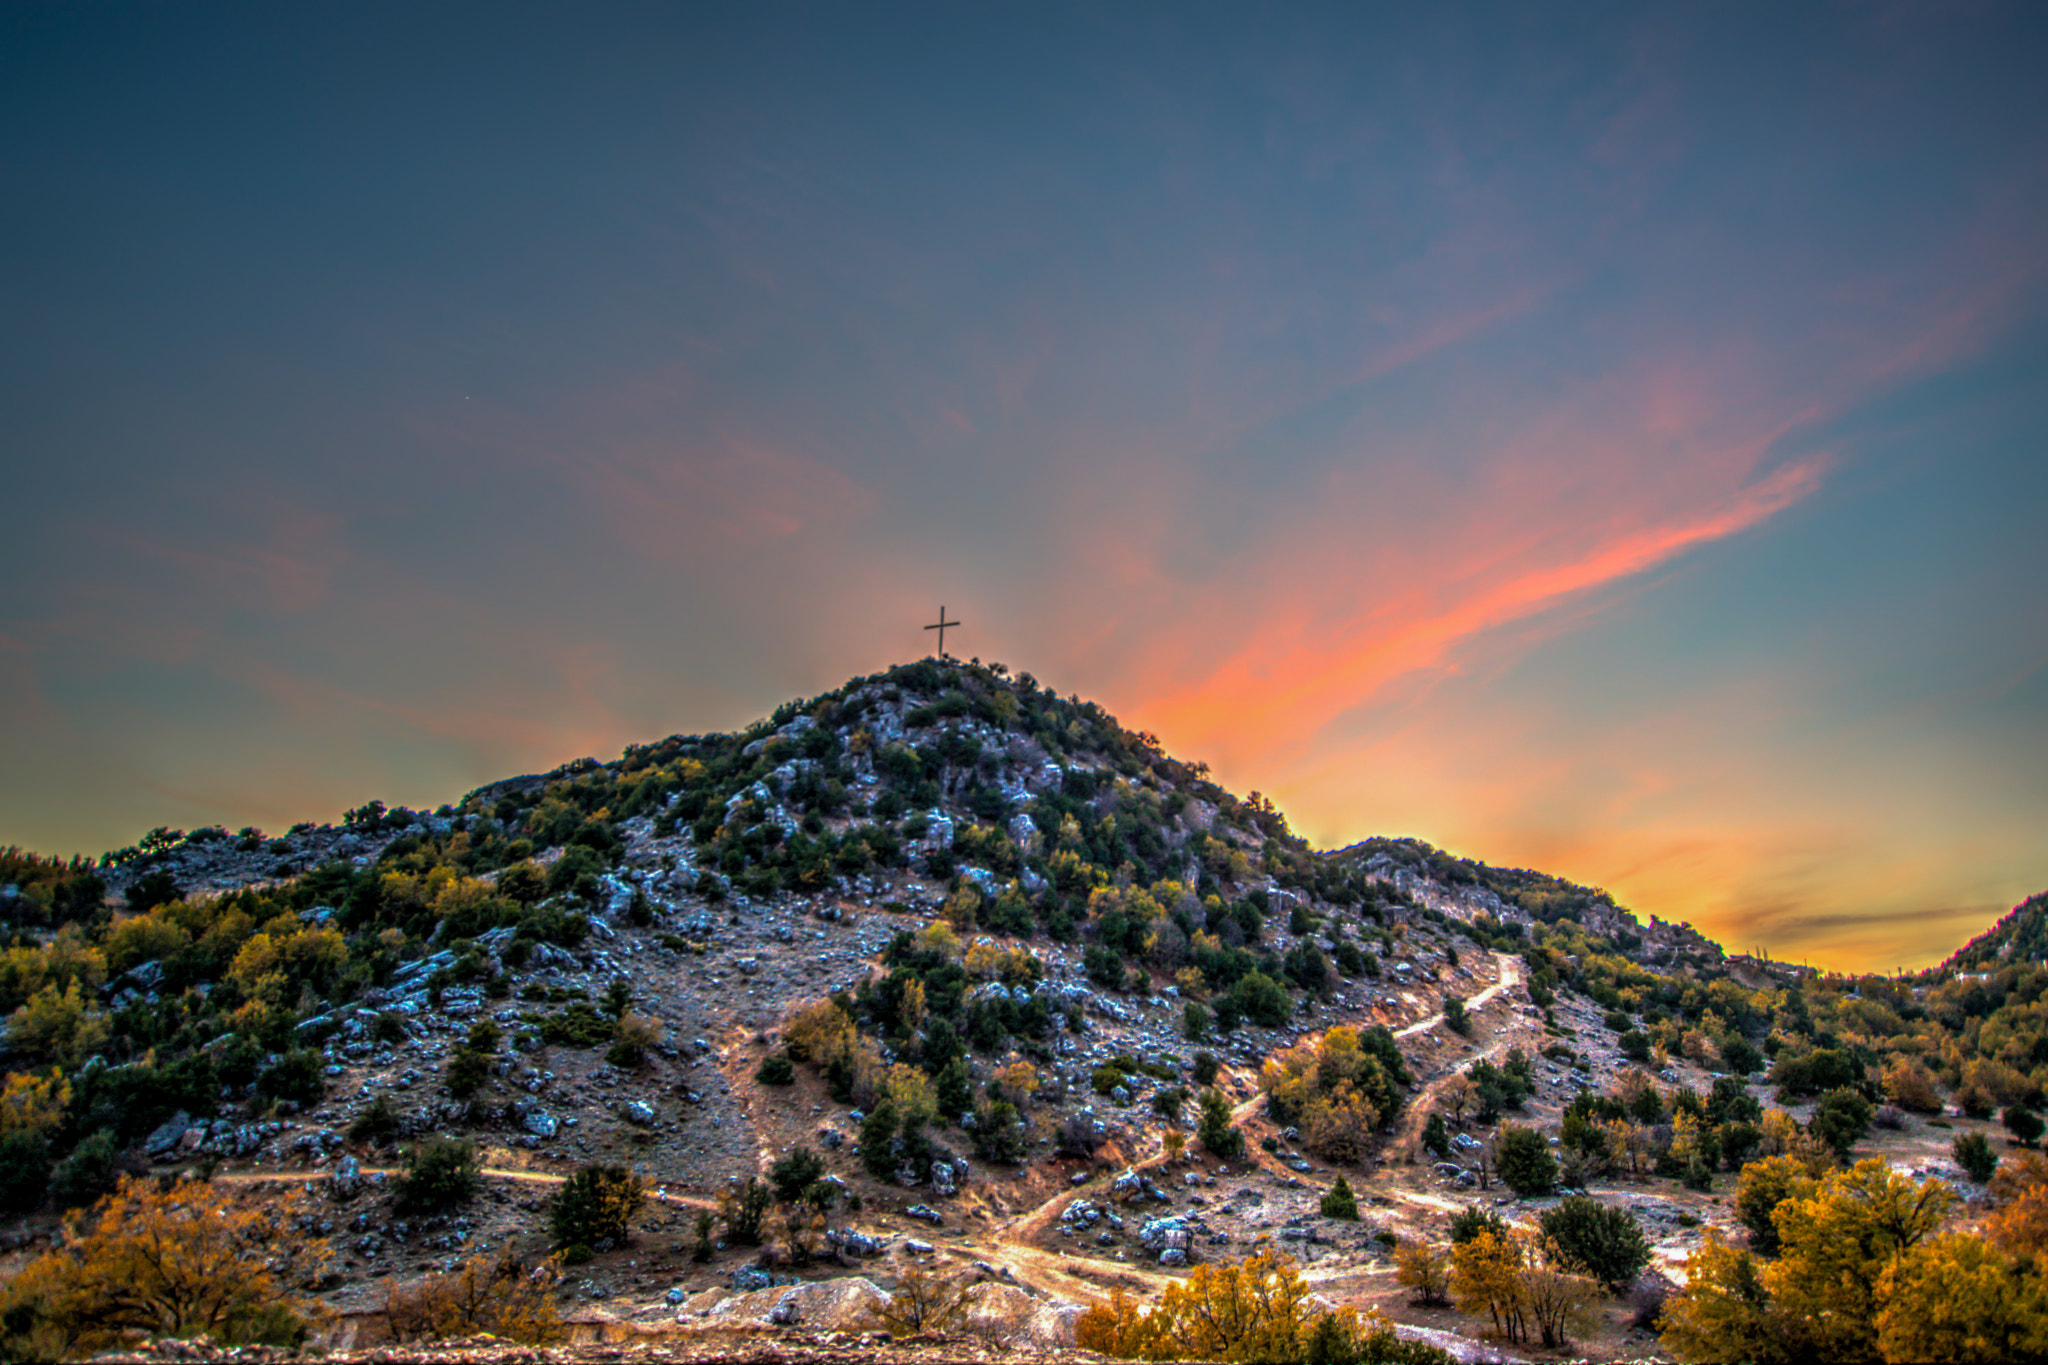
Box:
0;656;2044;1360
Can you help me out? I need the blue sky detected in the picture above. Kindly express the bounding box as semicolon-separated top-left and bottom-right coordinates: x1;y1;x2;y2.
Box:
3;2;2044;968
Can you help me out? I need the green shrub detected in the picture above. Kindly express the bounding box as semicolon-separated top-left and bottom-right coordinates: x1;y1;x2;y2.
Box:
1954;1130;1999;1183
756;1051;795;1085
1320;1175;1360;1220
769;1147;825;1204
348;1095;402;1146
549;1164;647;1248
393;1139;480;1215
540;1002;614;1048
51;1131;119;1210
1494;1124;1557;1197
1197;1088;1243;1160
1538;1195;1651;1291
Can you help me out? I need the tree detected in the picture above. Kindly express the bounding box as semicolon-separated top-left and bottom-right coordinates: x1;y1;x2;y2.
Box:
769;1146;825;1204
1448;1204;1508;1245
1658;1232;1773;1363
1735;1155;1818;1257
1198;1087;1244;1159
393;1139;479;1215
1395;1240;1453;1307
866;1264;974;1336
971;1098;1026;1163
1955;1131;2000;1184
0;1175;329;1355
606;1011;664;1068
718;1176;772;1246
1874;1232;2048;1364
2004;1105;2045;1147
1519;1256;1599;1350
1539;1195;1651;1291
1422;1112;1452;1160
1451;1229;1527;1343
548;1164;646;1249
1320;1175;1360;1220
383;1252;564;1344
1810;1088;1874;1161
1074;1250;1430;1364
1493;1124;1557;1198
1663;1159;1957;1363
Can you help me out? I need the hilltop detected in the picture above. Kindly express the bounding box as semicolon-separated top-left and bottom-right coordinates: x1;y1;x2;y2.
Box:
0;657;2044;1361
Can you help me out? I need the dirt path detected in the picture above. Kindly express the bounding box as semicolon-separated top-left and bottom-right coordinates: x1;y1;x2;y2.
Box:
213;1166;725;1212
1393;952;1522;1040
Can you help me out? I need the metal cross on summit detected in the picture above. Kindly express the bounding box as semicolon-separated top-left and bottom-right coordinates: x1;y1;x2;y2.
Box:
925;605;961;657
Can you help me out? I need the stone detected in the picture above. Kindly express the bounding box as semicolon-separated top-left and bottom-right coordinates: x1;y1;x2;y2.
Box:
143;1111;194;1159
622;1100;656;1126
328;1155;364;1201
522;1108;559;1139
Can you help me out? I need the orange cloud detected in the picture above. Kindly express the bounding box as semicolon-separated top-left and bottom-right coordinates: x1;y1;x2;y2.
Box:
1131;455;1827;768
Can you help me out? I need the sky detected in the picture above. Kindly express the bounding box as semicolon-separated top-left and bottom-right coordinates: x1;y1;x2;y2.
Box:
3;3;2045;972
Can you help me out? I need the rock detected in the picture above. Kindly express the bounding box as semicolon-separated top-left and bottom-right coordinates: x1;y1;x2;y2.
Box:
768;1288;804;1325
328;1155;364;1201
930;1162;957;1198
666;1286;689;1305
522;1108;559;1139
731;1266;776;1292
904;1203;944;1225
621;1100;656;1126
829;1228;886;1258
906;1238;936;1255
143;1111;194;1159
1138;1215;1196;1252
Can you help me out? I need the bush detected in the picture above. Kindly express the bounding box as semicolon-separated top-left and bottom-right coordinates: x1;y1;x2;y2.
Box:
1538;1195;1651;1291
539;1002;614;1048
1954;1130;1999;1183
1076;1250;1448;1364
1494;1124;1558;1197
1443;997;1470;1036
51;1131;119;1210
0;1175;325;1355
2004;1105;2045;1147
971;1099;1026;1163
1812;1088;1875;1160
1320;1175;1360;1220
756;1051;795;1085
1448;1205;1508;1245
393;1139;480;1215
718;1176;772;1245
769;1146;825;1204
864;1264;973;1336
549;1164;647;1249
606;1012;663;1068
383;1252;563;1344
348;1095;402;1146
1193;1051;1221;1086
1395;1239;1453;1307
1198;1088;1244;1160
255;1049;324;1106
0;1133;49;1214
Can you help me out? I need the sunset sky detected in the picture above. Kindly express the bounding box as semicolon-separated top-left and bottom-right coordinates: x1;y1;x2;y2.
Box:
4;4;2044;971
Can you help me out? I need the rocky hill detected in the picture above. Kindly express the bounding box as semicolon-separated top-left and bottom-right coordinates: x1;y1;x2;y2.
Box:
1;656;2042;1361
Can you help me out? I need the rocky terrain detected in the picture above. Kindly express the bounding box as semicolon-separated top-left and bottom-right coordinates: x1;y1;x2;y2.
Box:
1;658;2034;1364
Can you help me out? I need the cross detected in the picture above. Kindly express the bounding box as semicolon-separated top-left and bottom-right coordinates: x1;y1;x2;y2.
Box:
924;605;961;657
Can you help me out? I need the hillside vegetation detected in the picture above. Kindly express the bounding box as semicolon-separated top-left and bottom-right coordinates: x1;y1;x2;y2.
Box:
0;657;2043;1359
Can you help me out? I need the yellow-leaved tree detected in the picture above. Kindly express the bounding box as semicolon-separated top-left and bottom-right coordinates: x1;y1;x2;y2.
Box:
0;1175;331;1357
383;1252;563;1344
1663;1157;1958;1364
1076;1250;1408;1363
